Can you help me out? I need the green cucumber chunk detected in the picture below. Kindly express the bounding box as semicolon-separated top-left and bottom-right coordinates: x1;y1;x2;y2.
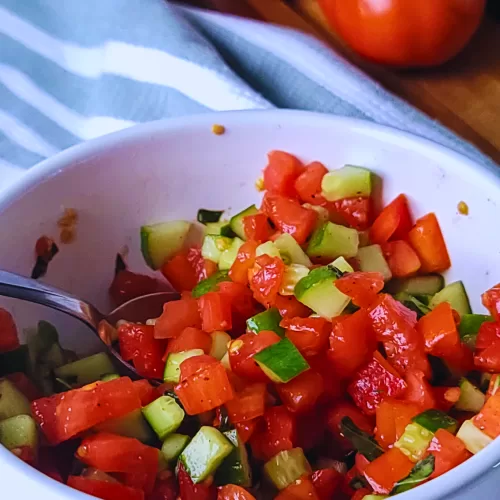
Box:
395;422;434;462
391;455;435;495
256;241;282;260
215;429;252;487
246;308;285;337
413;409;458;434
204;221;234;237
179;426;234;483
201;235;233;263
389;275;444;296
219;238;244;271
0;345;29;377
94;408;154;443
254;338;309;383
459;314;494;338
0;414;38;451
140;220;191;270
161;433;190;462
164;349;205;384
455;378;485;412
321;165;372;202
54;353;115;387
456;420;492;454
429;281;472;317
0;379;31;420
307;221;359;260
209;331;231;360
142;396;185;441
100;373;120;382
395;292;431;319
355;245;392;281
192;271;230;298
197;209;224;224
229;205;259;240
362;496;388;500
264;448;312;490
274;233;312;267
329;256;355;273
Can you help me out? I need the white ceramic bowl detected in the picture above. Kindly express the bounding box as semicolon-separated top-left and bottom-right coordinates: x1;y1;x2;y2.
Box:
0;110;499;500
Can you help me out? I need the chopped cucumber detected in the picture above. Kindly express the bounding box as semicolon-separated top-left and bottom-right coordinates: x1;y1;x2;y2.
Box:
219;238;244;271
0;345;29;377
100;373;120;382
197;209;224;224
430;281;472;317
307;222;359;260
210;331;231;360
355;245;392;281
254;338;309;383
294;266;350;319
246;308;285;337
204;221;234;238
201;235;233;263
280;264;310;296
54;353;115;387
321;165;372;202
179;426;234;483
215;429;252;487
142;396;185;441
391;455;435;495
264;448;312;490
395;292;431;319
0;414;38;452
0;379;31;420
256;241;282;260
274;233;312;267
94;408;154;443
230;205;259;240
362;496;388;500
164;349;204;383
192;271;230;298
456;420;492;454
390;275;444;296
395;422;434;462
413;409;458;434
161;433;190;462
221;352;231;371
459;314;494;340
303;204;329;227
456;378;485;412
330;256;355;273
140;220;191;270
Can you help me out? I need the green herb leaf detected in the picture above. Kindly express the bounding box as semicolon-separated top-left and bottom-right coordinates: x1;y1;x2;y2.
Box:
340;416;384;461
192;271;230;298
392;455;435;494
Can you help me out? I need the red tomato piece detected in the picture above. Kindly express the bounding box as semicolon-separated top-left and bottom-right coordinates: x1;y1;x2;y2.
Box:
242;213;273;243
276;370;325;414
475;343;500;373
332;196;373;231
0;308;19;352
118;324;165;379
178;462;217;500
262;194;317;245
161;252;198;292
67;476;144;500
444;341;474;374
427;429;471;479
482;284;500;320
5;372;40;401
217;484;256;500
281;316;330;357
198;292;232;332
148;476;178;500
369;194;412;244
433;386;461;412
248;254;285;307
382;240;421;278
311;468;342;499
186;247;215;284
348;351;407;415
328;309;376;379
263;150;304;197
473;392;500;438
408;213;451;273
229;240;259;285
132;379;157;406
375;399;421;449
475;321;500;350
276;477;319;500
351;489;372;500
165;327;212;360
179;354;218;379
334;272;384;308
109;270;162;307
154;298;201;339
296;410;328;452
294;161;328;204
31;377;141;445
404;369;436;410
275;295;312;319
225;383;267;423
217;281;257;335
234;419;258;443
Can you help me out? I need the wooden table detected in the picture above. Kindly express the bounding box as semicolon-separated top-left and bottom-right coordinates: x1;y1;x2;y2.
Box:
184;0;500;163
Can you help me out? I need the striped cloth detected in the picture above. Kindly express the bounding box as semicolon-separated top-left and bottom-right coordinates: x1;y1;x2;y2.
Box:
0;0;496;192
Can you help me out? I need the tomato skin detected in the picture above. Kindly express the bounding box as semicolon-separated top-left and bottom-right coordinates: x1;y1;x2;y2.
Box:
276;370;325;414
225;383;267;423
482;284;500;320
369;194;412;244
154;298;201;339
281;316;330;357
311;468;342;499
218;281;257;335
375;399;421;449
263;150;303;198
148;476;178;500
473;322;500;372
229;240;259;285
243;213;273;243
67;476;144;500
276;477;319;500
198;292;233;332
332;196;372;231
179;354;218;379
275;295;311;319
234;419;258;443
319;0;486;67
248;254;285;307
475;321;500;350
427;429;471;479
165;327;212;360
404;369;436;411
217;484;256;500
473;393;500;438
0;308;19;352
382;240;421;278
177;462;217;500
109;270;161;307
334;272;384;308
294;161;328;204
133;379;157;406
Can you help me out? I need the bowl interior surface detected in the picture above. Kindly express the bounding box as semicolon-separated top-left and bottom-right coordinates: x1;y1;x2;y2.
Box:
0;110;499;500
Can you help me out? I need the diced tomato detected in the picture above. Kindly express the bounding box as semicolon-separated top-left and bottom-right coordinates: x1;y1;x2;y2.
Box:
404;369;436;410
67;476;144;500
363;448;414;494
31;377;141;445
482;284;500;320
368;294;430;378
262;194;317;245
218;281;257;335
475;342;500;373
109;270;162;307
473;392;500;438
0;308;19;352
177;462;216;500
433;387;460;412
229;240;259;285
36;448;63;483
225;383;267;423
487;375;500;399
154;298;201;339
281;316;330;357
248;254;285;307
475;321;500;350
427;429;471;479
179;354;218;379
228;330;281;382
118;323;165;379
296;410;328;451
120;471;156;495
187;247;216;283
250;406;296;461
234;419;258;443
217;484;256;500
444;341;475;374
328;310;376;379
311;468;342;499
375;399;421;449
161;253;198;292
369;194;412;244
308;353;344;402
198;292;232;332
275;295;311;319
164;327;212;360
148;476;178;500
417;302;460;357
294;161;328;204
242;213;273;243
382;240;421;278
342;466;359;497
276;477;319;500
348;351;407;415
332;196;373;231
263;150;303;197
408;213;451;273
334;272;384;308
133;379;157;406
175;359;233;415
277;370;324;414
5;372;41;401
351;489;372;500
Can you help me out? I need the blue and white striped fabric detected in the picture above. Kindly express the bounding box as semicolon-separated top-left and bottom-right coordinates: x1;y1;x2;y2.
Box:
0;0;496;191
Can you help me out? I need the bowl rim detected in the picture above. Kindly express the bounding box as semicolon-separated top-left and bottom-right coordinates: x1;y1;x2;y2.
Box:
0;109;499;500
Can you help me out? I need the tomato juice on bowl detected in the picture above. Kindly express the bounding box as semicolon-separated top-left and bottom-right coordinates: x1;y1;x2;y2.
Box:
0;110;499;500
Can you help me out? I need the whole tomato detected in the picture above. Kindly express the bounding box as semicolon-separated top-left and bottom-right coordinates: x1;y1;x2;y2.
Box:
319;0;486;67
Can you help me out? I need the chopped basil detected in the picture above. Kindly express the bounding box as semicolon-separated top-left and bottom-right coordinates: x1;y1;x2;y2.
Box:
392;455;435;494
197;209;224;224
340;417;384;461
